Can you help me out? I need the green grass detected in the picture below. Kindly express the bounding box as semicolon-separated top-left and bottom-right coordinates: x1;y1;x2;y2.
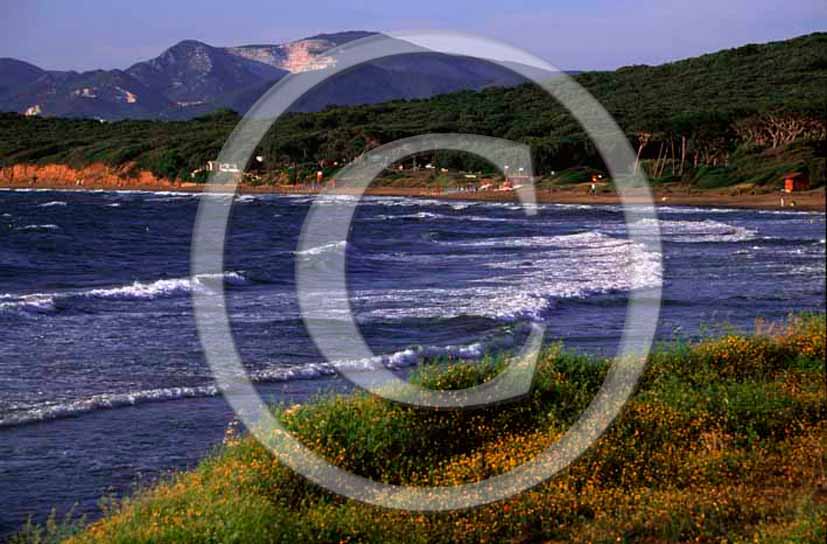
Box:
14;314;826;543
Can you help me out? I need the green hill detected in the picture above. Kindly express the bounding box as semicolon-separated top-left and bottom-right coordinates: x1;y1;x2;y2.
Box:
1;32;825;188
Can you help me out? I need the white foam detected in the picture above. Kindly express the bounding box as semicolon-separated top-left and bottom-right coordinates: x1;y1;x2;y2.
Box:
116;189;196;197
146;194;198;202
252;329;523;386
0;294;57;314
545;203;599;211
0;187;198;197
372;211;510;223
0;330;525;427
294;241;348;257
633;218;757;243
361;196;437;207
0;385;219;427
37;201;67;208
656;206;739;215
252;363;338;382
88;278;208;300
307;194;361;206
87;272;249;301
337;231;662;322
374;211;442;221
656;205;815;216
440;230;622;249
14;224;60;232
0;272;249;315
475;202;524;211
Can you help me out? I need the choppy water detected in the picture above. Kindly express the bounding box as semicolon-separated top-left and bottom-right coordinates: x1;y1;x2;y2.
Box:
0;188;824;535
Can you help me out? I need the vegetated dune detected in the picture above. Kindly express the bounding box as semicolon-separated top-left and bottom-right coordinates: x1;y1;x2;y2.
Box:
20;314;824;544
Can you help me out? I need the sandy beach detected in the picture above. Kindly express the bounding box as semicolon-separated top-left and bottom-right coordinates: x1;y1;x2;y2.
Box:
2;177;824;212
1;161;824;211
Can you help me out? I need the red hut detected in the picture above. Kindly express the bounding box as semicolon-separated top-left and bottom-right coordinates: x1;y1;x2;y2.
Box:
783;172;809;193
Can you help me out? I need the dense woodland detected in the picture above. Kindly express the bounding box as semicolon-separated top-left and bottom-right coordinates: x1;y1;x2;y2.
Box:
1;32;826;189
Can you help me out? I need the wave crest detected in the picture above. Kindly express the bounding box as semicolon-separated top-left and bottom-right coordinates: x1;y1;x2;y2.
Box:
0;272;250;315
14;224;60;232
634;218;757;243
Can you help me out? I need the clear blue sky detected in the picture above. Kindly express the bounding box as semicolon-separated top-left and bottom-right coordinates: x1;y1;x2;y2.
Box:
1;0;824;71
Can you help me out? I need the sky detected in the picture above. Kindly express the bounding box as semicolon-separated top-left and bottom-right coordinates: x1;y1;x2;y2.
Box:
1;0;824;72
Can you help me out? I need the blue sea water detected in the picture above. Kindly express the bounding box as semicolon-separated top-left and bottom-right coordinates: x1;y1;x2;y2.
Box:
0;188;824;536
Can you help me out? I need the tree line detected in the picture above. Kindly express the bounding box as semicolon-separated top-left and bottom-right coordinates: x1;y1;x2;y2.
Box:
1;32;825;188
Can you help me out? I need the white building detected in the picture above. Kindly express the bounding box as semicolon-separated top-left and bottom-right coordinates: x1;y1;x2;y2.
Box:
206;161;241;173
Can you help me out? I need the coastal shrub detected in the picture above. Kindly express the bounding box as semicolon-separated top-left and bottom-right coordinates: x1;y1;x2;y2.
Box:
692;165;737;189
808;157;827;187
55;314;826;544
8;508;86;544
693;333;793;379
771;313;826;361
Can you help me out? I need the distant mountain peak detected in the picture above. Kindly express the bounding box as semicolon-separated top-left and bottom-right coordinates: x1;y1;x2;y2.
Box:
171;39;212;48
0;58;46;96
149;40;218;72
225;31;378;73
0;29;536;119
303;30;378;44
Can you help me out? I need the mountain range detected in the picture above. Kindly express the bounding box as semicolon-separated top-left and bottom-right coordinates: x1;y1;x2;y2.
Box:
0;31;539;120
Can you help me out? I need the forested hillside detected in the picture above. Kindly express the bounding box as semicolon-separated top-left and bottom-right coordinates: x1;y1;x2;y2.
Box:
1;32;825;189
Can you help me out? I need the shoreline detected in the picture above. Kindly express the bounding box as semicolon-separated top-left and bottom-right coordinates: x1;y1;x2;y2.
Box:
1;162;824;212
2;178;825;212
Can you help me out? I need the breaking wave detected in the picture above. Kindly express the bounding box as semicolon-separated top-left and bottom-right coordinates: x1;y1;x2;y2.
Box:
87;273;246;301
14;224;60;232
371;211;509;222
294;241;348;257
0;272;250;316
0;294;57;314
0;330;524;428
632;218;758;243
339;230;662;323
0;385;219;428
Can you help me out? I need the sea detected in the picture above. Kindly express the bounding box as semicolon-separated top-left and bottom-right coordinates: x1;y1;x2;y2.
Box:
0;188;824;536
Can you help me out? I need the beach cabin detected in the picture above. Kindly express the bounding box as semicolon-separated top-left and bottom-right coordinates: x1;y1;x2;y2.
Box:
783;172;809;193
205;161;241;174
